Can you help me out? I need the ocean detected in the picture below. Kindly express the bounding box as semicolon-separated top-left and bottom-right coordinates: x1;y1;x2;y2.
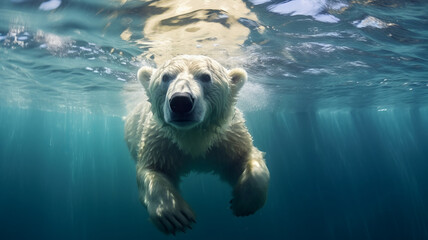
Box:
1;0;427;239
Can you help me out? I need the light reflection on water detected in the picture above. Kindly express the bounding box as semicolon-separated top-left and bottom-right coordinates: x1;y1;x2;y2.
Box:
1;0;427;114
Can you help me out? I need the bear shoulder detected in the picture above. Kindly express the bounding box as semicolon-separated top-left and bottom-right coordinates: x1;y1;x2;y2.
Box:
124;102;152;161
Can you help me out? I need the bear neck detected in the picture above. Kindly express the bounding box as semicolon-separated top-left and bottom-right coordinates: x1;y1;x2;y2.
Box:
166;112;233;158
174;126;223;158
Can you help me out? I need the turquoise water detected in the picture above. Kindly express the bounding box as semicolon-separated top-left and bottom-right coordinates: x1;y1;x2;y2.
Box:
1;0;428;239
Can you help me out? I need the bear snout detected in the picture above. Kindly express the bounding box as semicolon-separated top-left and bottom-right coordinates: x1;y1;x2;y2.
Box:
169;92;195;115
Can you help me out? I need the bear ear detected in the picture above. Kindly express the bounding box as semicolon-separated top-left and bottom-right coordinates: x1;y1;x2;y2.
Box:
228;68;247;94
137;66;154;91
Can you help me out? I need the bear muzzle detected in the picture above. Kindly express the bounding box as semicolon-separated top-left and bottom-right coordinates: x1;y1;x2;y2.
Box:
166;92;202;129
167;92;200;128
169;92;195;115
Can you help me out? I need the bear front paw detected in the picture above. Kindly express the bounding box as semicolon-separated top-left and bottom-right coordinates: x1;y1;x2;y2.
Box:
230;186;266;217
230;168;269;217
147;196;196;235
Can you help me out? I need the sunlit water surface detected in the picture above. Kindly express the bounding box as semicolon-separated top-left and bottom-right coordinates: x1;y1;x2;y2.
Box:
1;0;427;239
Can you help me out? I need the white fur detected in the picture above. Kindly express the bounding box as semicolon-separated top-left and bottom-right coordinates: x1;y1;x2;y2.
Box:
125;55;269;235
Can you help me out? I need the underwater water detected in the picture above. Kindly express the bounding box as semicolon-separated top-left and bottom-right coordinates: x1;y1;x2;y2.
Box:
1;0;428;239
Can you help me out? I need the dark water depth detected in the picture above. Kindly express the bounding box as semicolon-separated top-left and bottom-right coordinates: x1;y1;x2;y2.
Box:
1;106;427;239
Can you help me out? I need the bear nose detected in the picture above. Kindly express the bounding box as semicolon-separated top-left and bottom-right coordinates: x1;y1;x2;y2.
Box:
169;92;194;114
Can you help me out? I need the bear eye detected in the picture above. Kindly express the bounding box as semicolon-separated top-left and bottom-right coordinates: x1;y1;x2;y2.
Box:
162;73;174;83
198;73;211;83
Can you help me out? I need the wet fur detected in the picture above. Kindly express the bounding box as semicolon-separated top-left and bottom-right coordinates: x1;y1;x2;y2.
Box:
124;55;270;235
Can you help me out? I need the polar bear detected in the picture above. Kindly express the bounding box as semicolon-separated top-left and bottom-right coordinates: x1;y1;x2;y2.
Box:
124;55;269;235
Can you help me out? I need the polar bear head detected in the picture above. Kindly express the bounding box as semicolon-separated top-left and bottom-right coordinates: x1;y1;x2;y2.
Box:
137;55;246;130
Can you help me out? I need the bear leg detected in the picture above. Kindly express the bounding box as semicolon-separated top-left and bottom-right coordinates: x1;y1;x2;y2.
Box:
137;165;196;235
230;147;270;217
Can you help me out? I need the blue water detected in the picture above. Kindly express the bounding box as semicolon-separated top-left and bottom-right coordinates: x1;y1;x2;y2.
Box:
1;0;428;239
